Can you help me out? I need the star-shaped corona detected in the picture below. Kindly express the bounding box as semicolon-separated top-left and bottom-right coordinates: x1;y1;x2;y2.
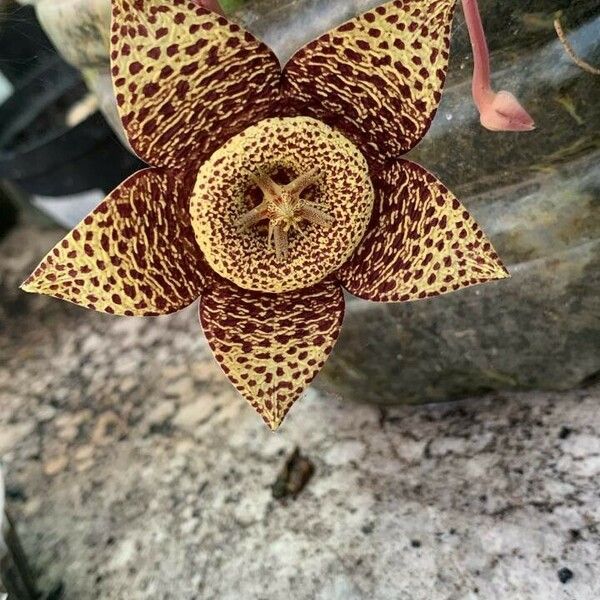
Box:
238;168;334;262
22;0;510;430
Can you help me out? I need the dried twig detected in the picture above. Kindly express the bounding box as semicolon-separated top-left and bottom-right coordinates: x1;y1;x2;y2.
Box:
554;16;600;76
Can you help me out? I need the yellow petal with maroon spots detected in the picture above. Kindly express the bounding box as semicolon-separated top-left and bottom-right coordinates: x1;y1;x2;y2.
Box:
283;0;456;165
337;160;508;302
21;168;208;316
111;0;281;169
200;277;344;430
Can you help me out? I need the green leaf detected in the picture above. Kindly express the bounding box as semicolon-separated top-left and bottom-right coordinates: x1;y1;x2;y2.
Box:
220;0;247;13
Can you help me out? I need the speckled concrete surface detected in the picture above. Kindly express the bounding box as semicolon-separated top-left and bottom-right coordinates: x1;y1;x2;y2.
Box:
1;222;599;599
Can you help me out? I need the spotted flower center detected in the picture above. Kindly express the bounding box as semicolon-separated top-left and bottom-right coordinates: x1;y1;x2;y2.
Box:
190;116;374;294
236;169;334;262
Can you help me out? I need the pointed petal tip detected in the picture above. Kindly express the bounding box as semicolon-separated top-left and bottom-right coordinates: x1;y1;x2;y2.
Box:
484;257;510;282
265;417;284;432
20;275;43;295
477;261;510;286
259;403;292;432
490;256;509;276
495;267;511;282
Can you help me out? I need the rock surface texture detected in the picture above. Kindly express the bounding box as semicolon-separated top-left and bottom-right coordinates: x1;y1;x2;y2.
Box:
1;222;600;599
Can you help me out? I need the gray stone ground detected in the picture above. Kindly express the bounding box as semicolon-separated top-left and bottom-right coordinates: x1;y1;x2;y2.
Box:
1;223;600;599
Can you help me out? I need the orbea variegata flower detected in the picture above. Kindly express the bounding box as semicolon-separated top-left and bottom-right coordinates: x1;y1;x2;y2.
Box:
23;0;509;430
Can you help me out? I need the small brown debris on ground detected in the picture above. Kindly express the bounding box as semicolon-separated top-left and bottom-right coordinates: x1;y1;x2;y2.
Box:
272;447;315;500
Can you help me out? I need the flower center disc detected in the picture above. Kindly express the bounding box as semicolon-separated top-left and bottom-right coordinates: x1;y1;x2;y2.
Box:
190;117;374;293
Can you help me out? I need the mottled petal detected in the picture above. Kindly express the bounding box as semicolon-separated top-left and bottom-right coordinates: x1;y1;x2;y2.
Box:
111;0;281;168
22;168;208;316
200;277;344;430
283;0;456;165
337;160;508;301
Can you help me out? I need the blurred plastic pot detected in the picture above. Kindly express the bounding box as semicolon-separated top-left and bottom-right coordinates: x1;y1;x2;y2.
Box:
0;57;143;197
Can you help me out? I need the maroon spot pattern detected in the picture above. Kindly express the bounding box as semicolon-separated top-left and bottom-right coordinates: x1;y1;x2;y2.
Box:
200;277;345;430
22;0;510;430
190;116;374;294
282;0;456;167
337;160;509;301
22;168;209;316
111;0;282;169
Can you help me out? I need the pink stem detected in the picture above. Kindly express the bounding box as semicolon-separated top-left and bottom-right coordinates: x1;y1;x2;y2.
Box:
461;0;492;110
461;0;535;131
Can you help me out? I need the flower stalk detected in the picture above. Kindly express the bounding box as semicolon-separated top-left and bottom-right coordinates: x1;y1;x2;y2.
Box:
461;0;535;131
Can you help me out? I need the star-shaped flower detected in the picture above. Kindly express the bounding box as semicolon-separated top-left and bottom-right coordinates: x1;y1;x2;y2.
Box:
22;0;509;430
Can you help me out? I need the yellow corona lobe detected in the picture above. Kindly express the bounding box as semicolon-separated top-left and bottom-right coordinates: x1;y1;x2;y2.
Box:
190;116;374;294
